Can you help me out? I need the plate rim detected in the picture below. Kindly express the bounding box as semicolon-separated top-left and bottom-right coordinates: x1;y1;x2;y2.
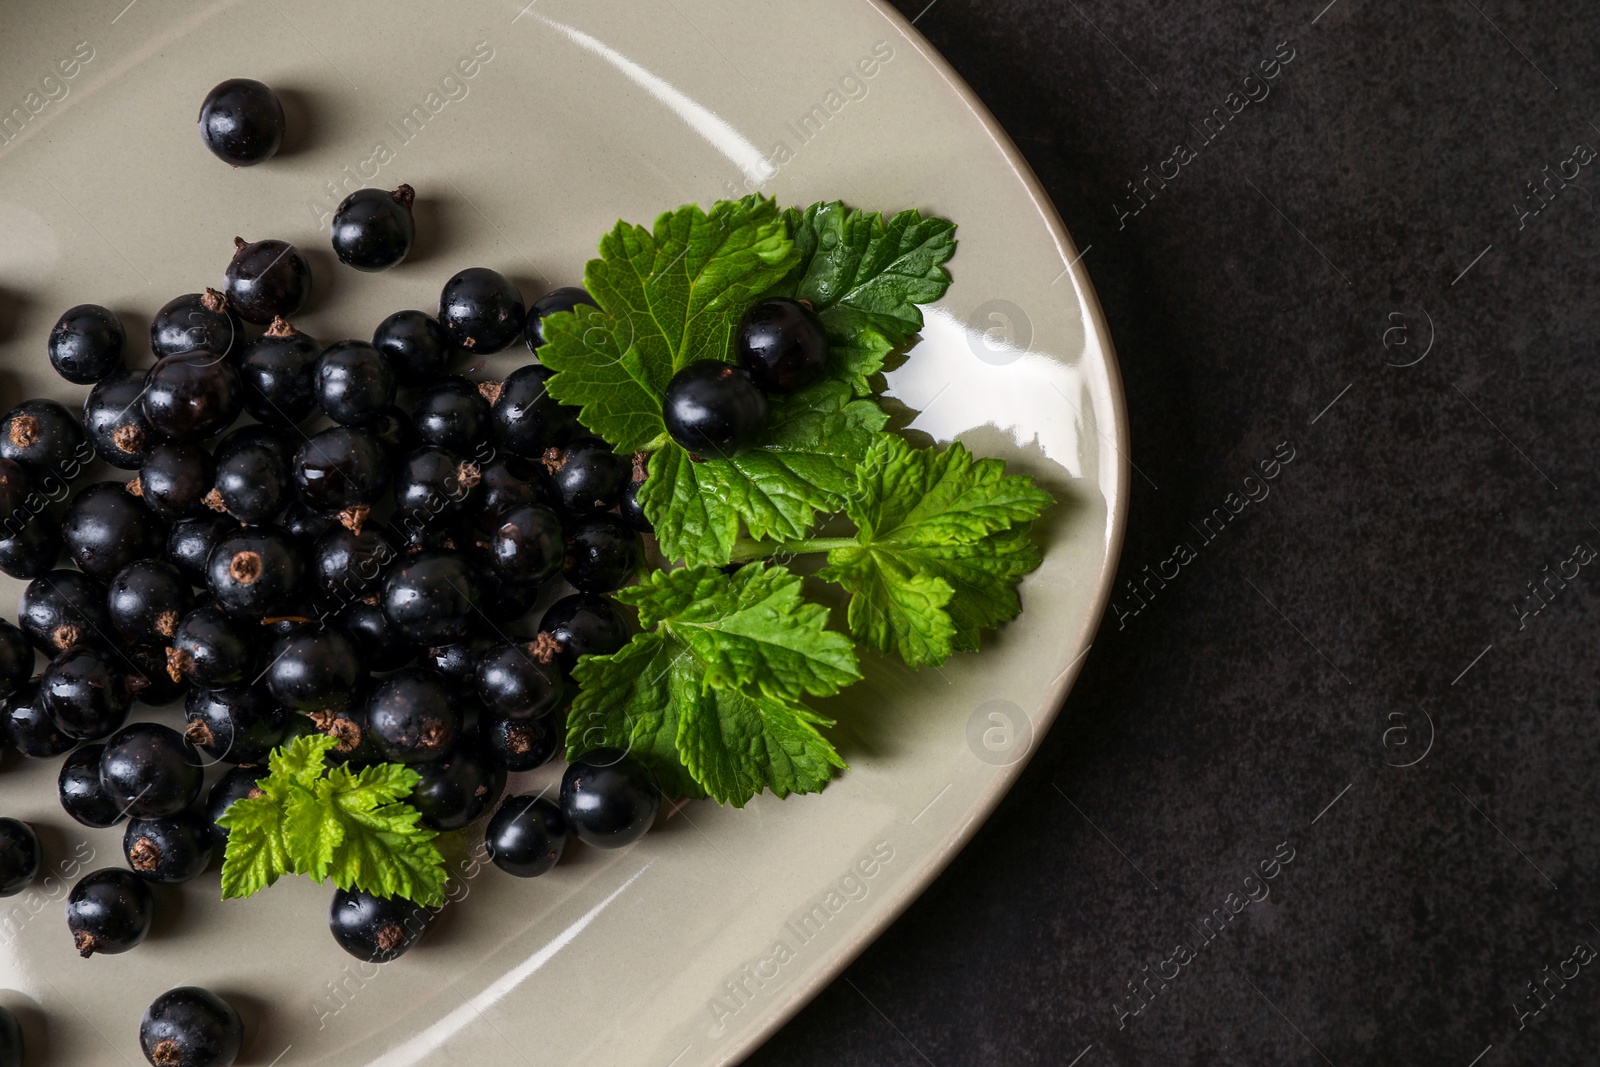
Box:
725;1;1132;1061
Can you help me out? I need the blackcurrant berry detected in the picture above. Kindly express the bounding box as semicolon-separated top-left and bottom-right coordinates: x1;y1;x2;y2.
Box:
482;712;558;771
207;526;303;619
439;267;524;353
407;737;505;831
0;619;32;700
58;743;127;827
99;722;203;818
139;986;243;1067
366;668;459;765
0;511;61;580
43;646;132;741
393;447;479;529
66;867;153;956
136;442;216;521
0;1003;23;1067
62;480;165;580
124;811;213;885
20;570;110;654
412;376;490;453
332;184;416;271
485;794;568;876
316;340;396;426
168;607;257;688
2;681;71;758
210;438;290;523
486;503;563;585
475;640;563;720
311;523;395;603
185;685;286;765
422;635;492;688
562;513;640;593
108;560;193;647
329;886;435;963
48;303;124;384
225;236;312;324
125;642;190;707
265;627;364;713
198;77;285;166
661;360;768;458
540;438;627;514
524;285;597;352
142;352;244;442
0;818;40;896
150;289;240;360
239;316;320;426
292;426;389;517
488;364;579;457
206;764;267;847
539;593;631;676
167;515;237;587
0;398;89;480
84;371;158;470
372;309;449;385
735;297;829;394
561;748;658;849
381;550;482;645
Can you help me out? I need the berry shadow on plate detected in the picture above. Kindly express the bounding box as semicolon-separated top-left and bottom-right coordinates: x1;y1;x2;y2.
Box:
267;86;316;159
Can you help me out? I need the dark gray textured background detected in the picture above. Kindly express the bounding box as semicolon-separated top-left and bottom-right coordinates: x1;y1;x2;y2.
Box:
753;0;1600;1064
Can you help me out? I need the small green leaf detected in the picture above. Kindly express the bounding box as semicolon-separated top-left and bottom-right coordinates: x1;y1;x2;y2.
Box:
217;796;291;900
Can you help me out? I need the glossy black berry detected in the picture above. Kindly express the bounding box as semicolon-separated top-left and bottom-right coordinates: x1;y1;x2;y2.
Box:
0;1003;21;1067
20;570;109;654
311;524;394;603
168;607;257;688
206;526;302;619
335;597;413;672
198;77;284;166
185;686;285;765
84;371;158;470
142;352;243;442
485;795;568;877
422;635;491;688
735;297;829;394
125;642;189;707
2;681;71;757
206;764;267;847
59;743;128;827
124;811;213;885
439;267;524;353
137;442;215;521
316;340;395;426
66;867;153;956
407;738;505;831
239;316;320;425
541;438;627;514
329;886;435;963
561;748;658;849
382;550;482;645
539;594;631;676
524;285;597;352
0;398;89;480
62;481;165;580
662;360;768;458
43;646;131;741
150;290;240;360
265;627;364;713
167;515;236;587
372;310;448;385
0;510;60;580
562;513;640;593
225;236;312;324
333;185;415;271
0;818;40;896
366;668;459;765
99;722;203;818
392;447;478;531
210;439;289;524
139;986;242;1067
489;364;579;457
475;640;563;721
413;376;490;453
485;503;563;585
483;713;558;771
109;560;193;647
293;426;389;516
48;303;124;384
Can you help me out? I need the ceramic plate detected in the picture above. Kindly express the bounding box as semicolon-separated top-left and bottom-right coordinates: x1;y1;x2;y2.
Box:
0;0;1126;1063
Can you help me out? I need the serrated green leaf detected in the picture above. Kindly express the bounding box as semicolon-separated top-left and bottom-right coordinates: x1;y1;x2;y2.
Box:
217;796;291;900
819;436;1051;667
675;687;844;808
540;197;799;451
270;733;338;787
637;379;887;565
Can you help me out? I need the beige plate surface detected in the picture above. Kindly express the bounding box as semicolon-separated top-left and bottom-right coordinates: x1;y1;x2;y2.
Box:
0;1;1126;1063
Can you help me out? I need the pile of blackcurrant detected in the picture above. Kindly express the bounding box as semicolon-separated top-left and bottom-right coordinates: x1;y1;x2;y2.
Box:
0;77;710;1063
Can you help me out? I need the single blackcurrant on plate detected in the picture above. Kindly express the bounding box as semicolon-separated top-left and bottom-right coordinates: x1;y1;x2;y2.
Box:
139;986;243;1067
332;185;416;271
224;236;312;323
438;266;524;353
198;77;285;166
47;303;124;384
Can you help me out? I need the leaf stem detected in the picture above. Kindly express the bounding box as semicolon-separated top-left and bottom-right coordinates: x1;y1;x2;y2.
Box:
730;536;859;562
